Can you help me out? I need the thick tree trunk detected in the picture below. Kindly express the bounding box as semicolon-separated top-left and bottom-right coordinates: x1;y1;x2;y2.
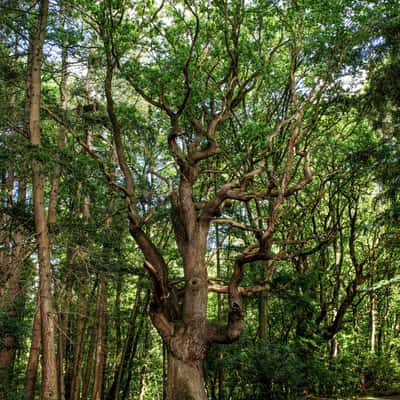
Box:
167;353;207;400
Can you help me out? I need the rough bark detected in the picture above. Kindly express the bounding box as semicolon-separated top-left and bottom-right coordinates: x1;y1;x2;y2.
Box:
167;353;207;400
28;0;58;398
0;70;26;395
0;220;24;396
0;263;20;397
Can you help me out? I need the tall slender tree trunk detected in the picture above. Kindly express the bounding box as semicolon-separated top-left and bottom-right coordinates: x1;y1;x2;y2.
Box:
50;22;68;400
23;8;40;397
57;274;72;400
28;0;58;398
80;323;96;400
120;293;150;399
47;11;67;227
0;34;26;394
0;275;16;397
69;77;94;400
69;277;89;400
91;275;107;400
258;290;268;339
107;284;143;400
0;194;25;397
370;293;376;353
138;322;151;400
377;289;390;354
24;303;41;400
0;260;20;396
114;275;122;364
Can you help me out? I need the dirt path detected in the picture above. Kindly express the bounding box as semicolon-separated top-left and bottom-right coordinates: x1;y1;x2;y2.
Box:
361;396;400;400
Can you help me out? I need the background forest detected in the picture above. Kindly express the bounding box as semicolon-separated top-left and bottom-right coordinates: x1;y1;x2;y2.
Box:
0;0;399;399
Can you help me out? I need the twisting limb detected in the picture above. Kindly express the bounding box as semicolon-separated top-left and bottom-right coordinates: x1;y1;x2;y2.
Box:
208;282;270;297
207;257;245;344
200;163;267;221
104;61;139;217
211;218;261;233
200;133;311;224
144;260;169;307
98;21;173;336
207;226;333;345
143;260;174;346
167;120;188;168
188;110;231;163
76;137;131;197
279;150;312;196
